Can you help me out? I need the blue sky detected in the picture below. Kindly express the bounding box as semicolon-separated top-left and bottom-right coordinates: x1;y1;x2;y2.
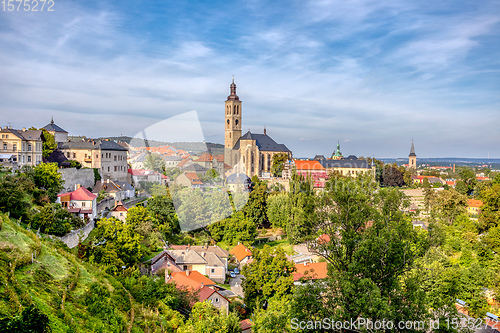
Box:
1;0;499;158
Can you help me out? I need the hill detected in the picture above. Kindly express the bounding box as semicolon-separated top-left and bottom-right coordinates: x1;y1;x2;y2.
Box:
0;213;184;332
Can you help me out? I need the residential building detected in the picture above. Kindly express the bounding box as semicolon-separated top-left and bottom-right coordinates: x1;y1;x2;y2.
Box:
240;319;253;333
223;80;292;178
293;159;327;189
56;185;97;221
0;127;43;167
225;173;251;192
127;169;161;186
93;179;131;202
230;243;252;267
110;201;128;222
166;270;216;290
42;118;68;142
293;262;328;285
164;155;183;168
197;286;230;315
175;172;204;188
314;153;374;178
467;199;483;216
58;140;128;181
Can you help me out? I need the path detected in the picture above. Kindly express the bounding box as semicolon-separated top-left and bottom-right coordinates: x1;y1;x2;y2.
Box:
230;274;244;298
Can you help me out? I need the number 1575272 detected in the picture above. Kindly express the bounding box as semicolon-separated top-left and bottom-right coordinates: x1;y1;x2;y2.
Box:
1;0;55;11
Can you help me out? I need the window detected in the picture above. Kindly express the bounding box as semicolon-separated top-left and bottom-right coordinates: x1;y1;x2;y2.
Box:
73;153;76;158
114;155;117;161
114;166;117;171
84;154;87;159
211;268;215;274
28;144;32;151
67;152;70;158
96;154;98;158
215;298;219;303
27;156;31;162
3;143;6;151
13;144;17;151
82;202;86;207
108;167;110;172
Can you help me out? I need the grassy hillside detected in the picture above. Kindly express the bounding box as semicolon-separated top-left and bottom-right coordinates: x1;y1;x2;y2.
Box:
0;213;182;333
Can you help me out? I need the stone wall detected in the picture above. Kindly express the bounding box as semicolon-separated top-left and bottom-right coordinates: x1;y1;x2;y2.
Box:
58;220;95;249
58;167;95;192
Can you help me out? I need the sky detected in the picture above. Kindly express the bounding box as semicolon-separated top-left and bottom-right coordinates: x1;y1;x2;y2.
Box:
0;0;499;158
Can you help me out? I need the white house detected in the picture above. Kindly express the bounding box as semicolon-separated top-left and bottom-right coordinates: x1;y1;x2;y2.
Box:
57;185;97;221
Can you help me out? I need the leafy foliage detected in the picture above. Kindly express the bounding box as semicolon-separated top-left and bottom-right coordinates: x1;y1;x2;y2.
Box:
270;152;288;177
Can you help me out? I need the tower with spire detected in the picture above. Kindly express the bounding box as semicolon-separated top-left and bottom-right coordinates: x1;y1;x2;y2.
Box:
331;141;343;160
408;139;416;169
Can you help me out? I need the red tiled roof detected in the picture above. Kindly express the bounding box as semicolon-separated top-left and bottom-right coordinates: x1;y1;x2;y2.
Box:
58;186;97;201
293;262;328;281
185;172;203;185
111;201;128;212
467;199;483;208
317;234;330;244
294;159;325;171
196;153;213;162
128;169;146;176
230;244;252;262
240;319;253;331
169;271;215;290
177;158;190;168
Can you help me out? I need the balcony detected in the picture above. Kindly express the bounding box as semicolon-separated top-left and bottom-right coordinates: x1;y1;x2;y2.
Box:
84;158;92;163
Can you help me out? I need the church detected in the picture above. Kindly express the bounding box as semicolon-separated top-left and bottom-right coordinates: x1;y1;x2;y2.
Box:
223;80;292;178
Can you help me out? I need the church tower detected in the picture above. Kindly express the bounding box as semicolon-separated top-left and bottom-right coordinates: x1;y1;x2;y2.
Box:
224;79;242;166
408;139;417;169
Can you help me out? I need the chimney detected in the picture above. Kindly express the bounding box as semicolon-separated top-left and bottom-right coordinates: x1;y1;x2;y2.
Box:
304;262;307;266
186;270;190;276
264;127;267;135
22;128;26;132
165;269;170;284
76;184;81;190
203;252;206;257
187;244;191;251
200;282;204;289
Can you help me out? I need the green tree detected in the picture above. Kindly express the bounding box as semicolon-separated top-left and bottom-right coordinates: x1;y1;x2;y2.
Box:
0;304;52;333
270;152;288;177
300;176;430;327
458;168;477;195
41;129;57;158
242;246;295;311
423;177;431;189
455;180;468;195
243;183;268;227
252;295;292;333
178;302;240;333
208;211;257;245
0;174;31;219
266;192;291;229
33;163;64;202
67;160;82;169
144;153;165;173
146;195;180;237
478;183;500;232
435;188;467;225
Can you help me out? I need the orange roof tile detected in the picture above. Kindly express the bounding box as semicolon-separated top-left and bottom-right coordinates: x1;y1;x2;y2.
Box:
240;319;253;331
230;244;252;262
185;172;203;185
467;199;483;208
294;159;325;171
293;262;328;281
169;271;215;290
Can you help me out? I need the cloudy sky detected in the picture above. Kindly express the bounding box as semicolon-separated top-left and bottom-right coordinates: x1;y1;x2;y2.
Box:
1;0;499;158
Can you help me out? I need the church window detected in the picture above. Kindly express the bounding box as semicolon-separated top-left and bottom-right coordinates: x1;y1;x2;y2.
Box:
235;119;239;125
229;133;231;138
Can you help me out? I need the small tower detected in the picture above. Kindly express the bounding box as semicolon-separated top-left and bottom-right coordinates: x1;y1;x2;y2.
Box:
224;79;242;150
331;141;343;160
408;139;417;169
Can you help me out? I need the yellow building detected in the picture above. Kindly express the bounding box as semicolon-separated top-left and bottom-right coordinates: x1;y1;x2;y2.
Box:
467;199;483;216
0;127;43;167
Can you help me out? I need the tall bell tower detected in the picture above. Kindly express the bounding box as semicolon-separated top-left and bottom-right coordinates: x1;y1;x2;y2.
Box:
408;139;417;169
224;79;242;166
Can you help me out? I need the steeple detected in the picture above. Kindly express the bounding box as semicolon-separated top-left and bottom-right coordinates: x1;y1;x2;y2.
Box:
409;139;416;157
227;78;239;101
331;140;343;160
51;116;54;125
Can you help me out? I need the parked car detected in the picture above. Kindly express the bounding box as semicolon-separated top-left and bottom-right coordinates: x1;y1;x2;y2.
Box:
230;271;236;278
233;268;239;274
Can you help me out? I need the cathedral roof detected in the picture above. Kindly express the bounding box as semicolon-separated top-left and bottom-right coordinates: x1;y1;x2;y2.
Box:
233;131;291;152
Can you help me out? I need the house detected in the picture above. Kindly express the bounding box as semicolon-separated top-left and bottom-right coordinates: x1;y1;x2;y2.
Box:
467;199;483;216
112;181;135;199
225;173;251;192
42;118;68;142
168;245;229;283
411;175;444;185
58;140;128;181
230;244;252;267
193;153;227;176
240;319;253;333
198;286;231;315
127;169;161;187
164;155;183;168
110;201;128;222
56;185;98;221
293;262;328;285
43;149;71;168
167;270;216;290
293;159;327;189
314;153;374;178
0;127;43;167
175;172;204;188
93;179;127;201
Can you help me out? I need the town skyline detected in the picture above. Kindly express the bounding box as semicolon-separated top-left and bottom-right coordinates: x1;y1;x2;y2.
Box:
1;0;499;158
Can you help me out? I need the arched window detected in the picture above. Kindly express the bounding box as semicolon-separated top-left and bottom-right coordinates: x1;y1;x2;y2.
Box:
229;133;231;138
234;105;236;114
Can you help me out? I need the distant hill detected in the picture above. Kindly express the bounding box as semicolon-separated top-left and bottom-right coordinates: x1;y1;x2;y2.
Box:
99;136;225;156
381;157;500;169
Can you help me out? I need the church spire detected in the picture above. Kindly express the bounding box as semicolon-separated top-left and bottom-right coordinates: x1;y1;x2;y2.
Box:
227;78;239;101
409;139;416;156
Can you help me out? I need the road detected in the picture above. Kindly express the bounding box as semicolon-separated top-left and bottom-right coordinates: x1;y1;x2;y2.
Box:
230;274;244;298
